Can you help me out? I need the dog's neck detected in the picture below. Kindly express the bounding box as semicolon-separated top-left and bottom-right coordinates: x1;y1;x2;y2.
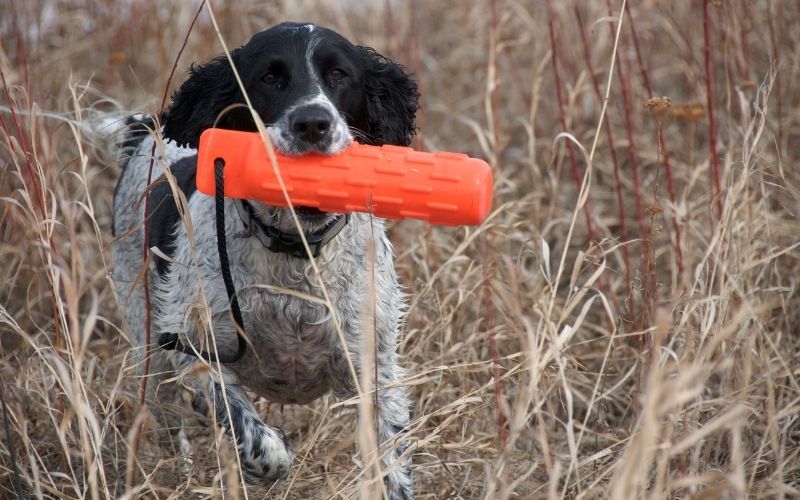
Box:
233;200;349;259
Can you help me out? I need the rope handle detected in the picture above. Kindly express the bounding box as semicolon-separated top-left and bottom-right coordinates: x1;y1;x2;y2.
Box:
158;157;248;364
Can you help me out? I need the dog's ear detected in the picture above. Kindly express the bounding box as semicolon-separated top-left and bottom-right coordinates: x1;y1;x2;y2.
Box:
360;47;420;147
161;48;249;148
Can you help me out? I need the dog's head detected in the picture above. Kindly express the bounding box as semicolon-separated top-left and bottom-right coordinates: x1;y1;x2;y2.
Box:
161;23;419;233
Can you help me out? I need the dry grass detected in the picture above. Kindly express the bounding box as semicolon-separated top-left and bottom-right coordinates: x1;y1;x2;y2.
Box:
2;0;799;498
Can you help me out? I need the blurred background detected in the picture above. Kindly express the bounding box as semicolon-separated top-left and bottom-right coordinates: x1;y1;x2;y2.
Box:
1;0;799;498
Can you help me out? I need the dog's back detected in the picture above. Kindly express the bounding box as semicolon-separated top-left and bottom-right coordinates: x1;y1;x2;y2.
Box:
111;117;195;357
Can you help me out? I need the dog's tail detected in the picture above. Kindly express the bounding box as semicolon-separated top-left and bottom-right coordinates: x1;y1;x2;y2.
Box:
114;113;157;168
1;100;155;164
71;106;158;169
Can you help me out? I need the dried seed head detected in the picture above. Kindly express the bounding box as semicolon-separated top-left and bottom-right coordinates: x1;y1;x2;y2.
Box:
647;204;663;216
645;96;672;116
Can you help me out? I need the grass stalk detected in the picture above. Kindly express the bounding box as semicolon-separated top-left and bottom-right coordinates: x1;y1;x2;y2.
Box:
547;1;595;242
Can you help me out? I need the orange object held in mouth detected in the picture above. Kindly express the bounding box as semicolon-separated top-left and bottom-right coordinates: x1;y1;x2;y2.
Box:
196;128;493;226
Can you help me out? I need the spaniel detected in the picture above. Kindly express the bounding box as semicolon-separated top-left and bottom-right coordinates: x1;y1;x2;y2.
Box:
112;22;418;499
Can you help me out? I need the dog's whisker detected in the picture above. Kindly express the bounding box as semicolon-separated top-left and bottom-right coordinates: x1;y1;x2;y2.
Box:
347;126;376;145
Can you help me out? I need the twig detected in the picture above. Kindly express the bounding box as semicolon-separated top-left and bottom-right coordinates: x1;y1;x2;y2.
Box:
1;68;68;474
487;0;508;453
766;0;783;146
605;2;646;239
626;0;683;275
481;233;506;448
133;0;206;485
409;0;426;151
547;1;596;242
575;5;631;295
0;377;22;496
703;0;723;219
546;0;627;336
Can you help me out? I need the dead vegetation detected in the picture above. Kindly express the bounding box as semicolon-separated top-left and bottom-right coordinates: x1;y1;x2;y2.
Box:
1;0;799;498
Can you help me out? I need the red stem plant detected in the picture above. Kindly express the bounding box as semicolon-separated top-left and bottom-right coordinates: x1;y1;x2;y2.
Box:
1;69;68;474
766;0;783;145
625;1;683;275
605;6;646;241
703;0;723;219
574;6;631;296
485;0;508;452
547;1;595;243
132;0;206;482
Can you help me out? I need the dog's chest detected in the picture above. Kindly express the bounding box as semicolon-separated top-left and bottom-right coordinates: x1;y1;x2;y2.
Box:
233;274;350;404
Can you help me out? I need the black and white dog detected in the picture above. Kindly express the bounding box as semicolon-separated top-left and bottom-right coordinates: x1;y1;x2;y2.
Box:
112;22;418;498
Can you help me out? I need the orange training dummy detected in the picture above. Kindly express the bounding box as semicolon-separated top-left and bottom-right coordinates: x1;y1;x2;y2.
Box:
196;128;493;226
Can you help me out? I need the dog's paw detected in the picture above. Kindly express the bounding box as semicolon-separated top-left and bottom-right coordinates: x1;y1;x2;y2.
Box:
386;488;414;500
384;465;414;500
239;425;294;484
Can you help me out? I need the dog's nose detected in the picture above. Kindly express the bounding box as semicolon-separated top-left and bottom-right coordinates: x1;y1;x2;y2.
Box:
289;106;332;144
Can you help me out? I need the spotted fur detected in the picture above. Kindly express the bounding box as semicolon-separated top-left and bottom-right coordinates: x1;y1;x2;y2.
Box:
112;22;418;499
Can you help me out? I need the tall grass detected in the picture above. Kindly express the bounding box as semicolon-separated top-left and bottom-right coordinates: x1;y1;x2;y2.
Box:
2;1;799;498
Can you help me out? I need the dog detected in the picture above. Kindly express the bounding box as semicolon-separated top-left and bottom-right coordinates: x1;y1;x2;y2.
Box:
112;22;419;499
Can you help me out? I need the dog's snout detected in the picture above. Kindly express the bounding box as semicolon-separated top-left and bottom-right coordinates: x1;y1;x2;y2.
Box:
289;106;332;144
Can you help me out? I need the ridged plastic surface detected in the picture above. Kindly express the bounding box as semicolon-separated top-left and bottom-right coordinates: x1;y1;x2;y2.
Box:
196;128;493;226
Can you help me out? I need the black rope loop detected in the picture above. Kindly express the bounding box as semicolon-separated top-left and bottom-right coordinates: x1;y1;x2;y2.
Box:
158;157;248;364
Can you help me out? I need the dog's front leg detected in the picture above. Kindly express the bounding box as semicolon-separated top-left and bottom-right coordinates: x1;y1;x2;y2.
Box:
207;379;294;484
332;352;414;500
374;376;414;500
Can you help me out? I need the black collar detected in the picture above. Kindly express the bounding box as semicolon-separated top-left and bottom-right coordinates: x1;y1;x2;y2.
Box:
234;200;350;259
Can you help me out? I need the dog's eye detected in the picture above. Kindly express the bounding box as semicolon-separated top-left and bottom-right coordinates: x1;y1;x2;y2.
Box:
329;69;346;82
263;73;278;85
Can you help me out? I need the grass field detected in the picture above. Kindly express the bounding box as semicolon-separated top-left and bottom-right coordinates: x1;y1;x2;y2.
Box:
1;0;799;498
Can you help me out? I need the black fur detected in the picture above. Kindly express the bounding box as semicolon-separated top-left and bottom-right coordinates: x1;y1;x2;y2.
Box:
160;22;419;150
118;114;157;161
161;50;251;149
146;155;198;275
360;47;420;147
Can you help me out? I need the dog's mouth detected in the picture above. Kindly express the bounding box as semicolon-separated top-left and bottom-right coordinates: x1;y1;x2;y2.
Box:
289;206;333;229
267;205;340;235
258;124;348;233
294;206;325;217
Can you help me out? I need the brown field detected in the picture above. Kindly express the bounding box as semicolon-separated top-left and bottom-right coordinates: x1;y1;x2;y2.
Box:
1;0;799;498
